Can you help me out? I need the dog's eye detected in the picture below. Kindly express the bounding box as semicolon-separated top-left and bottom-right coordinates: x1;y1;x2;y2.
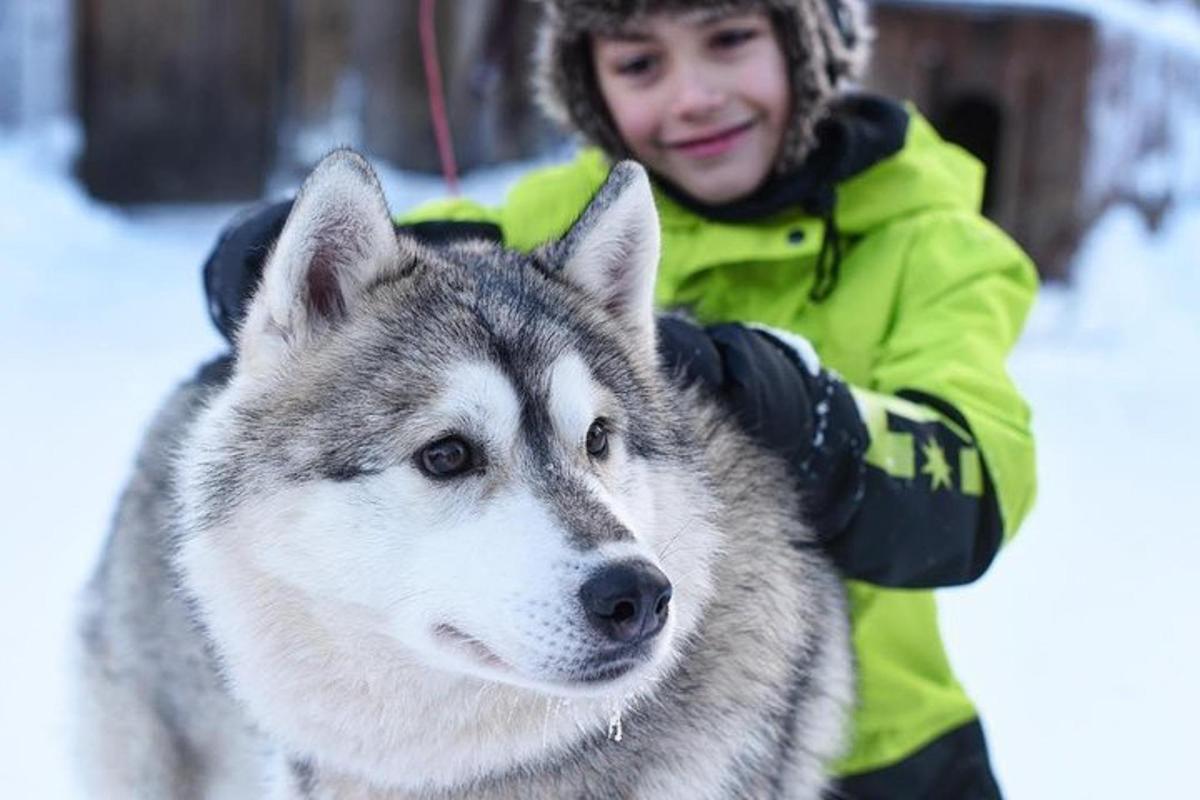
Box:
417;436;475;478
586;419;609;459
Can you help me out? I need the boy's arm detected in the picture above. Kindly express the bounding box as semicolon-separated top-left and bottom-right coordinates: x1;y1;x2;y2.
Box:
867;211;1039;561
393;196;504;241
664;213;1037;589
828;210;1038;586
204;199;295;344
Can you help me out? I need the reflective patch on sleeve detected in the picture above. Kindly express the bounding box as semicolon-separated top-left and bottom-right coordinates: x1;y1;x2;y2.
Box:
833;389;1003;587
854;388;976;486
871;426;915;479
959;447;983;496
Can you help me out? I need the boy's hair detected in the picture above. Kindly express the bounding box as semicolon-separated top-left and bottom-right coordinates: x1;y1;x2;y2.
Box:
533;0;872;172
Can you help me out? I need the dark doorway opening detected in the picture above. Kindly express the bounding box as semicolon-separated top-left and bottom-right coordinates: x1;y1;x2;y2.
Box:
935;94;1004;216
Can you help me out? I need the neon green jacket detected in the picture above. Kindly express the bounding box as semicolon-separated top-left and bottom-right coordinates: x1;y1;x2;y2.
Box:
400;106;1037;776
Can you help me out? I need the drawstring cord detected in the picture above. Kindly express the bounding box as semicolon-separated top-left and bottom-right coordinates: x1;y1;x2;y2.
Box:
809;212;843;302
419;0;460;195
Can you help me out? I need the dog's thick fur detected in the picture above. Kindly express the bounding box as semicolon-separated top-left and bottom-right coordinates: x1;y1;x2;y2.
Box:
77;151;852;799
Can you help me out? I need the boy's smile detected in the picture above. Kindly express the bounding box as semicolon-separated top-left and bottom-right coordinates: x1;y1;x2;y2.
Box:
591;10;791;205
663;118;759;159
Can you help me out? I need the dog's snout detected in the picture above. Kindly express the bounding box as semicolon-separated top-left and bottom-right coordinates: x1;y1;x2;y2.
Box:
579;562;672;644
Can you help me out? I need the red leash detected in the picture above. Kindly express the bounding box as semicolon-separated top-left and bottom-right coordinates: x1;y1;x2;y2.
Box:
419;0;460;194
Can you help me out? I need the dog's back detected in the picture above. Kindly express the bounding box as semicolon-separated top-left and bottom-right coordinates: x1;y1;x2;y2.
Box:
77;152;851;799
77;361;268;797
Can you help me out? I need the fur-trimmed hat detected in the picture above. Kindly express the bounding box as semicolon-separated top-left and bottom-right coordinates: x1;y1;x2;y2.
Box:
532;0;871;172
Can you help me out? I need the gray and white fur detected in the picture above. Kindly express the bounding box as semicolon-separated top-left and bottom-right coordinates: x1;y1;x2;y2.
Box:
76;150;852;799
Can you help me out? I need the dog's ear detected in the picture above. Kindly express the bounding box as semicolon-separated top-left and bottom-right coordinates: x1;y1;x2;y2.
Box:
238;148;402;374
555;161;660;352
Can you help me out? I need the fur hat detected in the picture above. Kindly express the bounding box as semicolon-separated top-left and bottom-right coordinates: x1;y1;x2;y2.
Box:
532;0;872;172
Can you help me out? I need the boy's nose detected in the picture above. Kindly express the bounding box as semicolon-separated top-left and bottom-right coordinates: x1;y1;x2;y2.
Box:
670;73;726;120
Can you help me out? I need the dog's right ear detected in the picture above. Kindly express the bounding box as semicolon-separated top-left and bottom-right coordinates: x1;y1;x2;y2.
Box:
553;161;660;355
237;149;402;376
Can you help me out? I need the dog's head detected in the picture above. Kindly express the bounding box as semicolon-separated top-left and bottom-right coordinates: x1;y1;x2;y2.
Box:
175;151;721;775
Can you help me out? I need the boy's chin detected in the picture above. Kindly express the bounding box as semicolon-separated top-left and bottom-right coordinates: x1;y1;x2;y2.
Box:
664;159;771;206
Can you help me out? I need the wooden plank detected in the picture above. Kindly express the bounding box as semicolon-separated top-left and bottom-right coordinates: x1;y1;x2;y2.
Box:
77;0;283;202
866;5;1095;280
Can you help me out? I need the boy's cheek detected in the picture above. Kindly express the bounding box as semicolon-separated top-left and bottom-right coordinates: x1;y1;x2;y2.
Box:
596;85;663;157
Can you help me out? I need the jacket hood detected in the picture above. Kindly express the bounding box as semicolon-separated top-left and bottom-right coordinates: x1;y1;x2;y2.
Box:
832;108;985;235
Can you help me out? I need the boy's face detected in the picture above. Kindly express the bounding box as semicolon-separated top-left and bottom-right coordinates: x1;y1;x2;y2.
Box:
591;10;791;205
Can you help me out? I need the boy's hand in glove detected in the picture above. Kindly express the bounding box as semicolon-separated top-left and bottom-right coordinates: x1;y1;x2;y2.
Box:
202;199;295;343
656;316;868;542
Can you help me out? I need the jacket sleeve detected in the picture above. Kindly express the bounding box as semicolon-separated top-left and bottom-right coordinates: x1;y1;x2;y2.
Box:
831;210;1038;587
395;151;609;251
394;197;505;244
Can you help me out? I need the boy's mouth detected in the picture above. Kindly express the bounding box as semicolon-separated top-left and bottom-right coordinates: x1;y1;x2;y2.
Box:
664;119;757;159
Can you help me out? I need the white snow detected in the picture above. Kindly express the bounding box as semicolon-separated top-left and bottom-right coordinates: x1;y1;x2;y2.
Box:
1084;15;1200;214
1;121;1197;797
940;201;1200;798
911;0;1200;51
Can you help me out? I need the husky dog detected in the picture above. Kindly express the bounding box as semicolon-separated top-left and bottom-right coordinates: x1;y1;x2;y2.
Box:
77;150;852;799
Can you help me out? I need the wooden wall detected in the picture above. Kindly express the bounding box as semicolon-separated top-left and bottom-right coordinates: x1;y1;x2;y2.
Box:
867;1;1097;280
75;0;558;201
76;0;283;202
286;0;349;132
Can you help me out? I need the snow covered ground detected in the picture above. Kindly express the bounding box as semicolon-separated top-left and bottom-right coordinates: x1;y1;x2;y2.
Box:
1;126;1196;797
940;204;1200;797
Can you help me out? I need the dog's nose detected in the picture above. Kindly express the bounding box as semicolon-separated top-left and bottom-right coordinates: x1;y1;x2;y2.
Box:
579;562;672;644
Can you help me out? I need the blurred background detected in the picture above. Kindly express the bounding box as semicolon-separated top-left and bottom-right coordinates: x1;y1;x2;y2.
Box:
6;0;1199;275
1;0;1198;797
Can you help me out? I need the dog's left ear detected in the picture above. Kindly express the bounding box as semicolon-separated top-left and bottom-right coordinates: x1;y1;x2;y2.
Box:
238;148;402;375
554;161;660;352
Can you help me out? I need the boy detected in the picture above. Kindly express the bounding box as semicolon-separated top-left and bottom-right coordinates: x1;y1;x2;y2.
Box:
203;1;1037;796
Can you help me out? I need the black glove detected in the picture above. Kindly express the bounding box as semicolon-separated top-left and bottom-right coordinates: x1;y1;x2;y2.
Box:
656;316;867;541
202;198;295;344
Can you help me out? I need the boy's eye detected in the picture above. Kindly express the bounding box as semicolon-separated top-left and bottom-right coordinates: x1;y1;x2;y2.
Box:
615;53;658;77
711;27;759;50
